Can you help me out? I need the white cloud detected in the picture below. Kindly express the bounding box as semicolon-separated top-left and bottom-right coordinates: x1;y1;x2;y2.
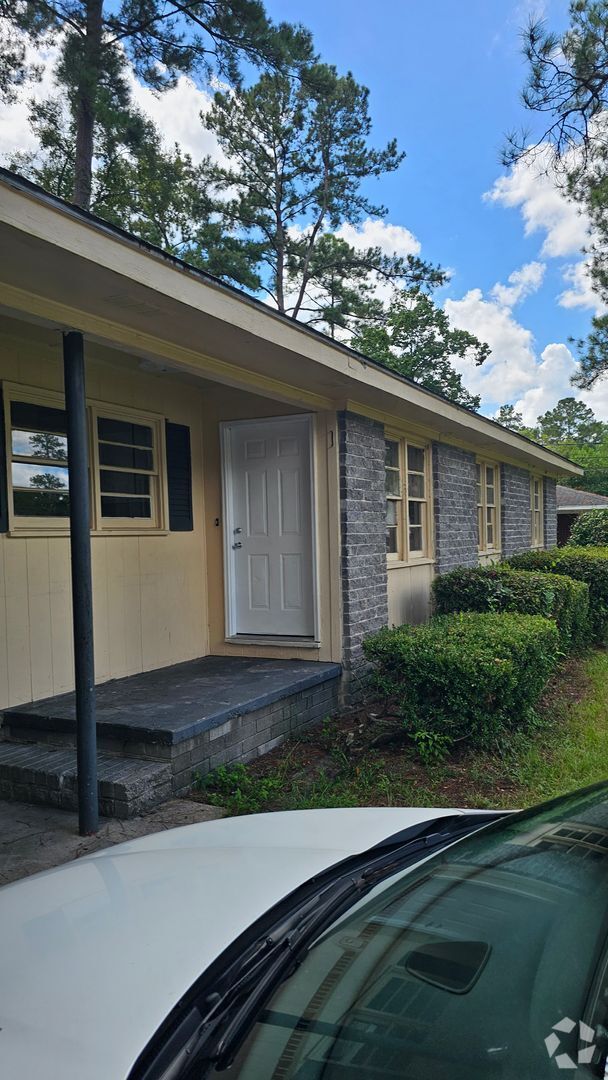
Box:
335;218;421;257
513;343;578;423
485;148;589;257
0;36;59;162
0;35;223;168
558;257;607;315
490;260;546;307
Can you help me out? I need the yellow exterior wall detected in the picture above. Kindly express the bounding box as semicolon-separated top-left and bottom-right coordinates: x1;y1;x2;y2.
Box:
0;315;209;709
0;315;343;711
200;388;341;663
387;562;435;627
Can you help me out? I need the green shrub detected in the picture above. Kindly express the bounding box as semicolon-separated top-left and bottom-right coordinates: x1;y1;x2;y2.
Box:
432;565;590;651
506;547;608;642
568;509;608;547
363;612;560;753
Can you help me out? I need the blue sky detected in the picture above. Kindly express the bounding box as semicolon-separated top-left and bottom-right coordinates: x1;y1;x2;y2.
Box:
262;0;603;420
2;0;605;421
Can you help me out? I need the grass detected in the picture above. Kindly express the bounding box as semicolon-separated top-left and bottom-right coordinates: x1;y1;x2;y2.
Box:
191;649;608;816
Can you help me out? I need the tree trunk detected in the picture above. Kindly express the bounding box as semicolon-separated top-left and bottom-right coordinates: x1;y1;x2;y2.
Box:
72;0;103;209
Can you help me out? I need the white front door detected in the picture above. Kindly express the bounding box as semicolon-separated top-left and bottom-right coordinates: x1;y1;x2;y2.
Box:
223;415;316;638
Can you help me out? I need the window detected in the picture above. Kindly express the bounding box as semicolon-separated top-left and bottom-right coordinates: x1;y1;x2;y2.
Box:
92;408;164;529
477;460;499;553
531;476;543;547
7;395;70;524
385;437;429;561
3;384;168;534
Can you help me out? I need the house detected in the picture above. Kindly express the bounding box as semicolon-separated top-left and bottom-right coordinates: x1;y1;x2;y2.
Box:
0;170;583;821
556;484;608;545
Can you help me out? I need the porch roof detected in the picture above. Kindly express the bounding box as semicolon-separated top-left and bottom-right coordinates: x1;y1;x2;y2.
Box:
0;168;582;478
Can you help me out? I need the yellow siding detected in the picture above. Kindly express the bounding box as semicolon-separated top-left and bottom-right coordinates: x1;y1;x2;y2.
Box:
387;562;434;627
0;315;208;708
0;314;343;710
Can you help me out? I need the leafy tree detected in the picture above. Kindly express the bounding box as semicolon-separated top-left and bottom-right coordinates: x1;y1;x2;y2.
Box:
495;404;526;432
11;97;261;288
505;2;608;386
30;471;67;489
203;67;444;327
28;431;67;460
536;396;606;448
0;0;313;208
351;291;488;409
568;508;608;545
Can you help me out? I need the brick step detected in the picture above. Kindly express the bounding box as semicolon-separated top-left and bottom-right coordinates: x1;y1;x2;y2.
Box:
0;742;172;819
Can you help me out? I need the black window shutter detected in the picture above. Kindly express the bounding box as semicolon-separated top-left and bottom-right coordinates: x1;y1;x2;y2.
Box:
0;388;7;533
165;421;193;531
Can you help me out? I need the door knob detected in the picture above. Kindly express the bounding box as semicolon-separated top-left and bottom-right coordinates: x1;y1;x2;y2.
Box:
234;527;242;534
232;541;242;549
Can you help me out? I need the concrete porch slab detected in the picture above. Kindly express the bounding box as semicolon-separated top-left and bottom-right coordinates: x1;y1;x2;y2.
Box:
3;656;342;746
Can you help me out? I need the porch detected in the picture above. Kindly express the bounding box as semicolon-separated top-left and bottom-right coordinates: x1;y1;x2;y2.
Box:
0;655;342;818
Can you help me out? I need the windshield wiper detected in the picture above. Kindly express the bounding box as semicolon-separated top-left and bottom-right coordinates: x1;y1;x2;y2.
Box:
176;814;496;1077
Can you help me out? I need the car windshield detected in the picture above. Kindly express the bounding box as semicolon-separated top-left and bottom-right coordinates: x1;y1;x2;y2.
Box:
223;784;608;1079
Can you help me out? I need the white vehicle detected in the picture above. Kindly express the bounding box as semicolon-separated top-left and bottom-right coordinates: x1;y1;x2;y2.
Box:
1;786;607;1079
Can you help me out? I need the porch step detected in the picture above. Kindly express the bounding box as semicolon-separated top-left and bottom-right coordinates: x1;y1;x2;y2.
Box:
0;742;172;819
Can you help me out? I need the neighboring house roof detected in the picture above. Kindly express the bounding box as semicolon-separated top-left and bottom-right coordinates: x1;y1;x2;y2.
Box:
0;168;583;478
556;484;608;512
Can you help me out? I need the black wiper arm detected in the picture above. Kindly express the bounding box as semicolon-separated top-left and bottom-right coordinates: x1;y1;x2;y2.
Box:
204;816;495;1073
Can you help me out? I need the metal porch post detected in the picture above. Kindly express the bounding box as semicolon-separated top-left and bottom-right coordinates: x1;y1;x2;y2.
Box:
63;331;98;835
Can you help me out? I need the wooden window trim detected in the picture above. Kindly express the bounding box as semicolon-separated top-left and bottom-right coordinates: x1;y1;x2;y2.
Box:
531;474;544;549
3;382;169;537
476;457;501;555
90;402;168;534
386;434;432;565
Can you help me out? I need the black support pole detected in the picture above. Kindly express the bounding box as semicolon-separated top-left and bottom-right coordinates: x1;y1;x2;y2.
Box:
63;331;98;835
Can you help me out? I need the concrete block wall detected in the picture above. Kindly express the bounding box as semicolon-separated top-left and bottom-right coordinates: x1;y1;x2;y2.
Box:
432;442;478;573
501;463;532;557
544;477;557;548
171;676;341;793
338;412;389;688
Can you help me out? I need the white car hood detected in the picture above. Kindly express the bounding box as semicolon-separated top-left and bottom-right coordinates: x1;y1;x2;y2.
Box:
0;806;464;1080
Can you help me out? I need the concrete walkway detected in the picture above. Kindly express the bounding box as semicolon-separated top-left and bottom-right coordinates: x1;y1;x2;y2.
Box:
0;797;224;886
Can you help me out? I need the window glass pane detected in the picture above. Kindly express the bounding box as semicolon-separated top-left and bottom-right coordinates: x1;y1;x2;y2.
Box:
12;462;69;491
409;526;423;551
386;500;398;526
407;445;425;472
408;473;425;499
99;470;150;495
386;527;398;554
10;401;66;436
486;465;495;487
13;490;69;517
12;430;68;461
478;506;483;546
385;469;401;496
97;417;153;447
385;440;400;468
100;495;151;518
98;443;154;471
408;501;422;526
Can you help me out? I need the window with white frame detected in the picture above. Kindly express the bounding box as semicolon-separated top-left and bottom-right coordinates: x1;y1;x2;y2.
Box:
8;395;70;523
92;409;164;529
385;437;429;561
531;475;543;547
477;460;499;553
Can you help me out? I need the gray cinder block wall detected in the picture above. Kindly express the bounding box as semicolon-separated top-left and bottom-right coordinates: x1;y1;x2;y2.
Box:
501;463;532;557
338;411;388;690
544;477;557;548
432;442;478;573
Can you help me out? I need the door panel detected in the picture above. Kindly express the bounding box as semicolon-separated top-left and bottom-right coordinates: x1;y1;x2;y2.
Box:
225;416;315;637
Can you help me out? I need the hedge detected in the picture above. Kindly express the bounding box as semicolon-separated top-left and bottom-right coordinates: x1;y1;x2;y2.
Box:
432;565;590;651
363;612;560;753
568;509;608;547
506;547;608;643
